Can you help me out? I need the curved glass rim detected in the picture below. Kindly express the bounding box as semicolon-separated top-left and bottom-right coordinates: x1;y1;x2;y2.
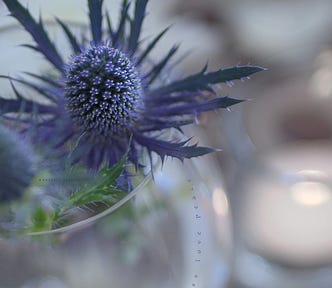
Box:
27;170;153;236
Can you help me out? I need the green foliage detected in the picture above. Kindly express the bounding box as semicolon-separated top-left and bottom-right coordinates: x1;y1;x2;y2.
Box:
69;150;127;206
27;154;128;233
29;206;54;232
68;165;127;207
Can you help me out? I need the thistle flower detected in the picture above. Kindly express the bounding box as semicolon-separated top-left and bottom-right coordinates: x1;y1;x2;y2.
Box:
65;44;143;138
1;0;263;170
0;124;36;202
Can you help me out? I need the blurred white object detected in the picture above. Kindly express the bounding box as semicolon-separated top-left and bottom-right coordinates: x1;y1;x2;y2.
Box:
228;144;332;288
310;48;332;99
155;156;232;288
222;64;332;288
221;0;332;65
244;143;332;266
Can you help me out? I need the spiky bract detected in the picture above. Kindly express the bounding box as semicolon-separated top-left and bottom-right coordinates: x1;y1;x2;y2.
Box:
1;0;264;170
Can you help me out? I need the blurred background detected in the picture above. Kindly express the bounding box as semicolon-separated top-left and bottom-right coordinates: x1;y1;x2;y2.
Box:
2;0;332;287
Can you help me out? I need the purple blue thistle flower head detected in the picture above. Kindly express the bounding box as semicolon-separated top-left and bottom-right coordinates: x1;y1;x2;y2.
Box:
0;124;36;202
65;44;143;137
1;0;264;171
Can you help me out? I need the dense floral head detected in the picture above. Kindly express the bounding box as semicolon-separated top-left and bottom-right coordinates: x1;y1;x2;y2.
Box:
0;125;36;202
1;0;264;171
65;44;143;137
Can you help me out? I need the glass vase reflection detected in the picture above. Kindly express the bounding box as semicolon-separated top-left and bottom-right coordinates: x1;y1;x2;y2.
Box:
223;98;332;288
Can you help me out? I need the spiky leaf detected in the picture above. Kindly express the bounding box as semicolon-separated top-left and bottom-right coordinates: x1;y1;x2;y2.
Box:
128;0;148;53
139;118;194;132
56;18;81;54
69;153;128;207
3;0;64;71
149;96;245;117
113;0;130;47
136;26;170;65
105;12;114;39
134;134;215;162
23;72;62;88
145;45;179;85
0;93;54;115
0;75;59;103
88;0;104;44
151;65;265;95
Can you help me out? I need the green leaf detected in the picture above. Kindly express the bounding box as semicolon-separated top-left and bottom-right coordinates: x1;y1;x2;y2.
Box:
29;206;54;232
68;153;128;207
69;186;126;207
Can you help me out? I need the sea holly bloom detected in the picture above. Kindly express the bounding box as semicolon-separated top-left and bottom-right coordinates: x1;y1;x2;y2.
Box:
0;124;36;202
65;44;144;138
1;0;263;170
